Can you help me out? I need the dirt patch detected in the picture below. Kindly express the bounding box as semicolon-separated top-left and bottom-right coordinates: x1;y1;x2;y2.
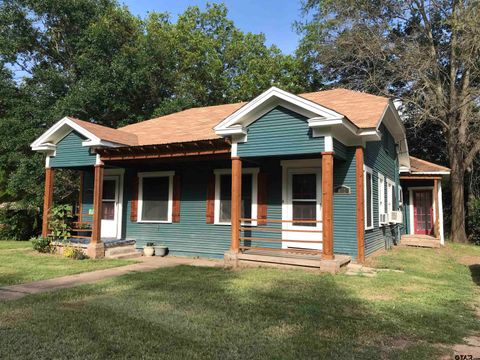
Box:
459;256;480;266
452;336;480;358
0;308;33;326
363;293;395;301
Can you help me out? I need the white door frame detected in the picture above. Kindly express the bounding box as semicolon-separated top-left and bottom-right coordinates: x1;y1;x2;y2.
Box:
101;168;124;239
281;159;323;250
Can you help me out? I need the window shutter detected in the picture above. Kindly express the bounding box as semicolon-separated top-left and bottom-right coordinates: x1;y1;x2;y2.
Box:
206;174;215;224
172;175;181;223
131;175;139;222
257;172;268;225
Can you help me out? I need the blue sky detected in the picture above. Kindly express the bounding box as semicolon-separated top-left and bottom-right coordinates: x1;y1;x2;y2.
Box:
120;0;304;54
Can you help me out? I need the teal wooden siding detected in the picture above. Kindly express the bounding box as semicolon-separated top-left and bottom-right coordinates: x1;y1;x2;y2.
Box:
333;148;358;258
333;139;348;160
81;170;94;224
364;124;399;256
50;131;96;168
400;179;435;237
237;106;325;157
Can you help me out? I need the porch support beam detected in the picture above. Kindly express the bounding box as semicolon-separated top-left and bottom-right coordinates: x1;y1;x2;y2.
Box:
355;147;365;263
231;157;242;253
434;178;440;239
42;167;54;238
88;163;105;258
321;152;334;260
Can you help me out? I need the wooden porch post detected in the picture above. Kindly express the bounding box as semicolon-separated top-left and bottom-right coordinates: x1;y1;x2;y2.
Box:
231;157;242;253
321;152;334;260
41;167;54;238
355;147;365;263
434;178;440;239
88;163;105;258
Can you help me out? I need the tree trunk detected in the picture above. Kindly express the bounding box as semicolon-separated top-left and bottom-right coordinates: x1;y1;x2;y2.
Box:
449;149;468;243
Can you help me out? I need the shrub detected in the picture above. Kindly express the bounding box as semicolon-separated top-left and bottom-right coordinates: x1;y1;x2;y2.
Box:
0;203;40;240
31;236;52;253
48;204;73;241
63;244;88;260
467;197;480;245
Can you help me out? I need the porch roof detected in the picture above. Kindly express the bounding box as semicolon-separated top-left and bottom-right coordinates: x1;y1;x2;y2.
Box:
400;156;450;177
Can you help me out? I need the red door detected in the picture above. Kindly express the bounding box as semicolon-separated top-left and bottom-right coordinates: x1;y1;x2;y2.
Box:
413;190;434;235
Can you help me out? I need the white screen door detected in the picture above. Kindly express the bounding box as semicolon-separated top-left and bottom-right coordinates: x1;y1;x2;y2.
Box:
283;168;323;250
101;176;119;239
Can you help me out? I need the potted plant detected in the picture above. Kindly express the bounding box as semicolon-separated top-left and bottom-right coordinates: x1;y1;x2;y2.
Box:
143;242;155;257
154;243;168;257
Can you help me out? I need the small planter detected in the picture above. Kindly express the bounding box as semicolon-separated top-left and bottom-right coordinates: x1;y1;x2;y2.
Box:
154;245;168;257
143;245;155;257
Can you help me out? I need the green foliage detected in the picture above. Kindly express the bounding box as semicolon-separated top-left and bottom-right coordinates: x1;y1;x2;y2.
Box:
31;236;52;253
0;203;40;240
467;197;480;245
63;244;88;260
48;204;73;241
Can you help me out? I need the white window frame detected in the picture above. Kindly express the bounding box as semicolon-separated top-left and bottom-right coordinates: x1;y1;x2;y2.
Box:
398;185;403;206
214;167;259;226
364;165;374;230
386;178;395;214
378;173;386;226
137;171;174;223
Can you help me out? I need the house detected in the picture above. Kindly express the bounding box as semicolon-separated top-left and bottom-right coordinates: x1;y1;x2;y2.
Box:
31;87;449;270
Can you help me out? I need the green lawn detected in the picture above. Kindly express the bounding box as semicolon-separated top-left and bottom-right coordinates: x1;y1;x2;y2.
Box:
0;241;135;287
0;243;479;359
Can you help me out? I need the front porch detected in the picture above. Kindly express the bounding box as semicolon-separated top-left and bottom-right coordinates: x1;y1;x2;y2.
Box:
400;234;441;248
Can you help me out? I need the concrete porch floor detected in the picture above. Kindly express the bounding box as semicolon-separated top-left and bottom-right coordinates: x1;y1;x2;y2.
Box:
400;234;441;248
225;250;351;273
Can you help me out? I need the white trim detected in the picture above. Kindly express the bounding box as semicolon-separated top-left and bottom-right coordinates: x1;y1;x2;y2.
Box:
438;182;445;244
137;171;174;223
386;178;395;214
104;168;125;239
213;167;259;226
324;135;333;152
45;155;51;169
231;142;238;157
399;170;450;175
378;173;385;226
364;165;374;230
214;87;345;133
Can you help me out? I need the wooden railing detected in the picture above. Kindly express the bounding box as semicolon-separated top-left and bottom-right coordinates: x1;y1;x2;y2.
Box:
69;219;92;240
239;218;323;255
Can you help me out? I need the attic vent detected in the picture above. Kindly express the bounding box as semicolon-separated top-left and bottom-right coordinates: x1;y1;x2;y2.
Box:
334;185;351;195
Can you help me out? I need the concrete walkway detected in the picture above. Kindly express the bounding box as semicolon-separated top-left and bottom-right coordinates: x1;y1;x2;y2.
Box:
0;256;222;301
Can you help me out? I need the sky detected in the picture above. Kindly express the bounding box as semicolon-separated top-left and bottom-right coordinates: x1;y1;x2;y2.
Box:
120;0;304;54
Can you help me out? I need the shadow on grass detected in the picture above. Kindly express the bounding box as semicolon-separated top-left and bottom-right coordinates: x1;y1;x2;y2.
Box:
470;264;480;286
0;265;462;359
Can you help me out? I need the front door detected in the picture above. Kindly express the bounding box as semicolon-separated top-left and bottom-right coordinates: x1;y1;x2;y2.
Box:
283;169;322;250
413;190;433;235
101;176;119;239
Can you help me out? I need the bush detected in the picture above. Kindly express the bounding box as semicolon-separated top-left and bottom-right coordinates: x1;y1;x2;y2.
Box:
48;204;73;241
63;244;88;260
31;236;52;253
467;197;480;245
0;203;40;240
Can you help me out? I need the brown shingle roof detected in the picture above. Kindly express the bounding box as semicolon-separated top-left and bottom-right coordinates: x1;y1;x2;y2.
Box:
68;117;138;146
409;156;450;173
118;103;246;146
299;89;389;128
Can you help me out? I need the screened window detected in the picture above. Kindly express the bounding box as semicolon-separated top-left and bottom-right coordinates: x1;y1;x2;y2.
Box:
218;174;253;223
102;179;116;220
378;174;385;225
292;174;317;227
387;179;395;213
364;167;373;229
138;172;173;222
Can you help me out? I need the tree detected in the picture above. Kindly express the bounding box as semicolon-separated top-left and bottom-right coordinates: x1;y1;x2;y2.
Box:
297;0;480;243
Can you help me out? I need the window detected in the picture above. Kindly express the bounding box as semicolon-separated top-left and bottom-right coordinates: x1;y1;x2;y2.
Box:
138;171;174;222
364;166;373;230
102;179;117;220
214;168;258;224
387;179;396;214
378;174;386;226
292;173;317;227
398;185;403;206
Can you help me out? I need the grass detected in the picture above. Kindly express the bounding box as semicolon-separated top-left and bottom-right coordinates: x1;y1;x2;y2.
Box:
0;241;135;287
0;243;479;359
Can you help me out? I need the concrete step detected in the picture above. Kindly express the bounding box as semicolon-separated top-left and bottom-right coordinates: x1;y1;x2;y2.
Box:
107;252;142;260
105;245;137;257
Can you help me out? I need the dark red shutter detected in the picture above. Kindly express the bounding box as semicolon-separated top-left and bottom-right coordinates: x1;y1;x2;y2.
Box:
172;175;181;223
131;175;139;222
206;174;215;224
257;172;268;225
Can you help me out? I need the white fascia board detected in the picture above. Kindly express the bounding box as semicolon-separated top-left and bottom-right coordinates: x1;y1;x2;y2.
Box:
31;116;102;150
31;143;56;152
81;139;125;148
402;171;450;175
214;125;247;137
214;86;344;134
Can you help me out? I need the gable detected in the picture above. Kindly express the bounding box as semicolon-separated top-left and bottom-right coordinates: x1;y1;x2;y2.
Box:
237;106;325;157
50;131;96;168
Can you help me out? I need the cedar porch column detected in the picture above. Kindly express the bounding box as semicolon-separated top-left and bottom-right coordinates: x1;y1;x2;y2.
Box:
321;152;334;260
41;167;54;238
231;157;242;253
355;147;365;263
88;163;105;258
434;178;440;239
